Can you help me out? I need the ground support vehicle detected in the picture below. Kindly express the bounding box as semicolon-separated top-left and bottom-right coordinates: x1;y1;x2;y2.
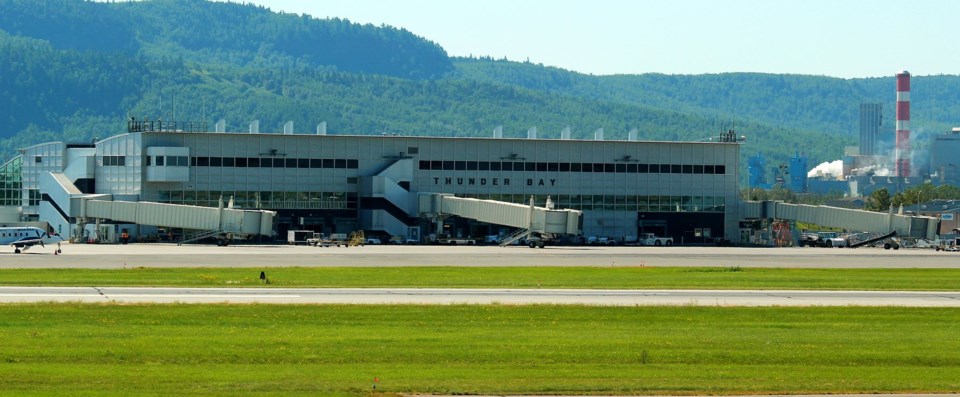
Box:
430;233;477;245
935;237;960;252
640;233;674;246
585;236;617;245
819;232;848;248
522;232;555;248
308;233;349;247
799;231;848;248
846;231;903;250
347;231;366;247
799;232;822;247
287;230;315;245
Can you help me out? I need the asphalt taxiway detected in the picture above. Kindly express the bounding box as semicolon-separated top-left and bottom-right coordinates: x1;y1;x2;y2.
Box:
2;243;959;268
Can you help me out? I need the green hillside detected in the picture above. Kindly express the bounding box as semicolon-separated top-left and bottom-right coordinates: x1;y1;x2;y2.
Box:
453;58;960;139
0;0;451;78
0;0;956;175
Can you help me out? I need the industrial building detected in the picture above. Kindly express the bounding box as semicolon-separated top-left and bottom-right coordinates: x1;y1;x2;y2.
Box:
750;71;959;199
930;128;960;186
746;151;807;192
0;122;744;244
859;103;883;156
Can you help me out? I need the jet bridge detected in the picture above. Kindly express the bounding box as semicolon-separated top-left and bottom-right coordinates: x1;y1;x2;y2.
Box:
40;172;275;242
418;193;581;245
77;198;276;240
742;201;939;240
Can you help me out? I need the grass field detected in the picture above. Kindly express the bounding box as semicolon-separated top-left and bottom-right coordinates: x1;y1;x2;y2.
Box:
2;304;959;396
3;266;960;290
6;267;959;395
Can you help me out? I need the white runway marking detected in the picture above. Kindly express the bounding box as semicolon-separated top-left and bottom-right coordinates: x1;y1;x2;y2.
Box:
1;287;959;306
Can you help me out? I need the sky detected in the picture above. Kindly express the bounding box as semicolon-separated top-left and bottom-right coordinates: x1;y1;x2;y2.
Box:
236;0;959;79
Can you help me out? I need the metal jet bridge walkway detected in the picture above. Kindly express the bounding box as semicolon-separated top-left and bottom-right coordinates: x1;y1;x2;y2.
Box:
41;173;276;242
418;193;582;245
78;198;276;242
742;200;940;240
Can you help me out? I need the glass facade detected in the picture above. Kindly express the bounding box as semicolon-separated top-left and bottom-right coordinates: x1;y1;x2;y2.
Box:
459;193;724;213
188;156;358;169
20;142;66;215
420;160;725;175
0;156;22;206
156;189;357;210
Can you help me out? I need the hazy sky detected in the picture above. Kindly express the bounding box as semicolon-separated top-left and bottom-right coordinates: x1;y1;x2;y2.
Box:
236;0;958;78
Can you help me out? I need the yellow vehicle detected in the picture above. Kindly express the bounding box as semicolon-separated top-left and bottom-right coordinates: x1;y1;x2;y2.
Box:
347;230;365;247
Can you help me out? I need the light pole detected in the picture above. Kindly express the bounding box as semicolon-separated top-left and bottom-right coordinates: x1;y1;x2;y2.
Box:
916;189;923;214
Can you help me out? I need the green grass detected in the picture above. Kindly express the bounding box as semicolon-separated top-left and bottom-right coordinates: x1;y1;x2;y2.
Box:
2;304;960;396
3;266;960;290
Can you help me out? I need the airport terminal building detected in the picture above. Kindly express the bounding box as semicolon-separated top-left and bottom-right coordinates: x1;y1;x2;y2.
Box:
1;123;742;243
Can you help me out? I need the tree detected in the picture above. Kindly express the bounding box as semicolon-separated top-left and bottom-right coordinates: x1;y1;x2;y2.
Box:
864;188;891;212
891;184;937;209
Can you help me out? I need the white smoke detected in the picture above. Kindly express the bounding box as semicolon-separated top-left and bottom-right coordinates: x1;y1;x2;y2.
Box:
807;160;844;178
850;164;893;177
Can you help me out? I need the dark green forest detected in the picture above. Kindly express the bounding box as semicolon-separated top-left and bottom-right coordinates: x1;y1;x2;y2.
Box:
1;0;958;176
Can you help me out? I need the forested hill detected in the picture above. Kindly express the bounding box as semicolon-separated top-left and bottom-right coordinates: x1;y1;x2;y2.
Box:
452;58;960;139
0;0;957;173
0;0;451;79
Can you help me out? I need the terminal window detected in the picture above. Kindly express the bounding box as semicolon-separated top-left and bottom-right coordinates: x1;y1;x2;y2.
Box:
413;160;727;175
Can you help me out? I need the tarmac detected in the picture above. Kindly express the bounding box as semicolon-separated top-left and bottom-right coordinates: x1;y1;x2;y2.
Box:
1;242;959;269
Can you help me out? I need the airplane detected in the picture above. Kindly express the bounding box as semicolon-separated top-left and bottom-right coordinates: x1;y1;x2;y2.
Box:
0;227;64;254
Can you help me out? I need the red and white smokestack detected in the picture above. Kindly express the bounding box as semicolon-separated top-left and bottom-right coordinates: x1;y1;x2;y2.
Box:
895;70;911;177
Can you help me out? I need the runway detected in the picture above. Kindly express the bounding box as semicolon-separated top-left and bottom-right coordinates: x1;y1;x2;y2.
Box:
3;286;960;306
3;243;960;268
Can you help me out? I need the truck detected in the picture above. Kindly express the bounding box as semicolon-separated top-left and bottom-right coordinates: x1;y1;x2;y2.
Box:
287;230;315;245
640;233;673;246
